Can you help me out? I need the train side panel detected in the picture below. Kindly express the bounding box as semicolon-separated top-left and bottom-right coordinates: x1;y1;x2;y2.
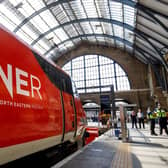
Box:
0;26;78;164
0;26;63;147
74;98;86;138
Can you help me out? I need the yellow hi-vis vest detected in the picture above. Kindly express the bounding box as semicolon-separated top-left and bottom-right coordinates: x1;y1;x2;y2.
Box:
157;109;166;118
149;111;157;119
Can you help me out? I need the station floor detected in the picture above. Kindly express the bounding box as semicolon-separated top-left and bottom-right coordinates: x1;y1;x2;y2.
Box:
52;124;168;168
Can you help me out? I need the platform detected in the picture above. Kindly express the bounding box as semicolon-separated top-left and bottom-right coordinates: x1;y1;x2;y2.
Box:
129;124;168;168
52;123;168;168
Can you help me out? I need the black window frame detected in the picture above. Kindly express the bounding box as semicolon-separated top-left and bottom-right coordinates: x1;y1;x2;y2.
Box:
32;51;73;95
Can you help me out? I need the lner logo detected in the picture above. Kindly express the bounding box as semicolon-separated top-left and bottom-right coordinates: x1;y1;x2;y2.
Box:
0;64;42;99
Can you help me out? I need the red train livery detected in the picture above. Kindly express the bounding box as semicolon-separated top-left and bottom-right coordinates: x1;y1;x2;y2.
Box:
0;25;86;165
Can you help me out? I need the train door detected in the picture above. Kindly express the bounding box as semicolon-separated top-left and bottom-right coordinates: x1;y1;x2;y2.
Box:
60;78;76;142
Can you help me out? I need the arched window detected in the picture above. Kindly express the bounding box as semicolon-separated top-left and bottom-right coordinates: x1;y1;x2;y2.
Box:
62;55;130;93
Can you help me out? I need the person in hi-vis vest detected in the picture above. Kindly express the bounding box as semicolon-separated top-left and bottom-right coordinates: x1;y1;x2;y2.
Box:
156;103;168;135
147;107;157;136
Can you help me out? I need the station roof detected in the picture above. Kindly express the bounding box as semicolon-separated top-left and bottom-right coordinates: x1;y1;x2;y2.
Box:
0;0;168;70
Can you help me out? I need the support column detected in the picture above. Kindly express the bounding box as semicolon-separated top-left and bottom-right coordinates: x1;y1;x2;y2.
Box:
148;64;155;97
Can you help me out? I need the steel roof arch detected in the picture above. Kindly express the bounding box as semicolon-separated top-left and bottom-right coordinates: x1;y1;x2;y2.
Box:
44;33;161;63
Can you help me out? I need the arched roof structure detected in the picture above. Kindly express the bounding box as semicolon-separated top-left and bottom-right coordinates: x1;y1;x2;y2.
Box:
0;0;168;70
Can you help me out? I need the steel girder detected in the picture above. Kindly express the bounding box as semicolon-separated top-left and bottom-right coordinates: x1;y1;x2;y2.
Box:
11;0;168;70
13;0;168;33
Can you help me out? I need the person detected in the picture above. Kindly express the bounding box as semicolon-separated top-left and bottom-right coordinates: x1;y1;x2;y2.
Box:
131;110;137;128
156;103;168;135
137;108;145;129
106;118;111;129
147;107;157;136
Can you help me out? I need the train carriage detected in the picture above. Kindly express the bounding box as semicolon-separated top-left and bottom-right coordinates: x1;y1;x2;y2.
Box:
0;25;86;165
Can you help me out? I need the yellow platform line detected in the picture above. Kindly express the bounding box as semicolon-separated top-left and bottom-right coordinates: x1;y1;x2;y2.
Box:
111;143;132;168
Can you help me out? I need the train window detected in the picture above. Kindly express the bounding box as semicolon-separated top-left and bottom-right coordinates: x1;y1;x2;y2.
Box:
64;76;73;95
62;79;66;92
32;50;73;95
72;80;79;98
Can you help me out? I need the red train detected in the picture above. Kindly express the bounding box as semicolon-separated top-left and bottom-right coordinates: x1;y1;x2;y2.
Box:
0;25;87;165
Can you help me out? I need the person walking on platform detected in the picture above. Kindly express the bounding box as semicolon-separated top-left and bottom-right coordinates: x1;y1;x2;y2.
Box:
131;110;137;129
147;107;157;136
156;103;168;135
137;108;145;129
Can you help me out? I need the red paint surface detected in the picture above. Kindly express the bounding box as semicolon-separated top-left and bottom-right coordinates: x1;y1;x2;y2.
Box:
62;92;75;133
0;26;84;148
85;127;99;145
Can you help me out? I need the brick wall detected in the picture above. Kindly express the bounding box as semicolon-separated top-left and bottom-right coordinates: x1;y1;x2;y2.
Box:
55;42;165;110
55;42;148;89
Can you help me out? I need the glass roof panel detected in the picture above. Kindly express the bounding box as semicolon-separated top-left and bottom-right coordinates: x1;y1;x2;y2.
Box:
25;0;45;11
15;1;35;18
30;15;50;33
125;29;134;43
0;11;16;31
87;36;96;43
54;4;69;24
64;24;79;37
0;4;20;25
54;28;69;41
16;29;34;44
113;25;123;38
62;3;76;21
91;22;103;34
51;5;62;16
73;23;85;35
52;35;61;44
80;22;93;34
74;1;89;19
45;32;60;44
116;41;124;49
8;0;20;6
96;0;109;19
124;5;136;26
22;24;39;39
103;22;113;35
82;0;98;18
40;10;59;28
110;1;122;22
